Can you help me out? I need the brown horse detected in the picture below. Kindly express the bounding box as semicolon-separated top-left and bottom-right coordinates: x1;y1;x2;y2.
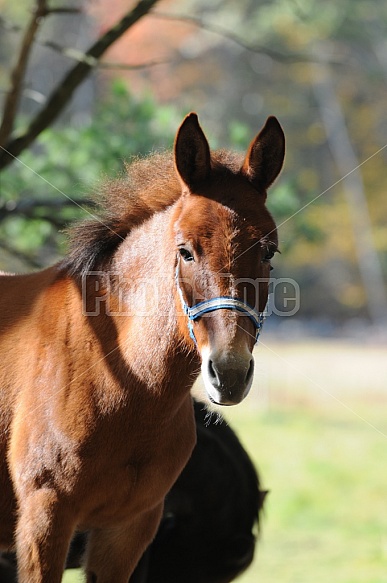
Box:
0;399;266;582
0;113;284;582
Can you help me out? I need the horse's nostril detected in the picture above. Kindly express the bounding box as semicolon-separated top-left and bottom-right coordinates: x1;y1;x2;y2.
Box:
208;359;217;383
245;358;254;385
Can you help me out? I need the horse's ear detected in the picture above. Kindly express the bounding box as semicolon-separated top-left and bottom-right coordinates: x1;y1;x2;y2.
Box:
242;116;285;192
174;112;211;191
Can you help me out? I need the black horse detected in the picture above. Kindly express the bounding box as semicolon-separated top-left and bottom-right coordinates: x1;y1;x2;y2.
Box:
0;401;266;583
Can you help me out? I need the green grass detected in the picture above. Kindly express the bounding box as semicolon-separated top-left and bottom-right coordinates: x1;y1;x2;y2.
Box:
63;571;84;583
63;340;387;583
219;339;387;583
223;405;387;583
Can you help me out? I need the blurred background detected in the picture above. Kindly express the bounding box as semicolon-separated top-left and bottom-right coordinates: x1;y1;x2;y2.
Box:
0;1;386;582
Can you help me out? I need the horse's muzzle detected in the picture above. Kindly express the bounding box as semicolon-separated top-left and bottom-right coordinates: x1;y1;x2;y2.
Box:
202;349;254;406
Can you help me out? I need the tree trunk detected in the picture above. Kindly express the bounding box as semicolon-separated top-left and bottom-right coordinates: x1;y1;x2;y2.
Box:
311;61;387;326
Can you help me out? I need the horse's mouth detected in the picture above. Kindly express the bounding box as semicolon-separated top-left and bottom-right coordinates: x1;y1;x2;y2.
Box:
208;395;234;407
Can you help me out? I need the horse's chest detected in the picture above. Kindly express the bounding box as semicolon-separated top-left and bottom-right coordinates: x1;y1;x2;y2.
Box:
81;410;196;527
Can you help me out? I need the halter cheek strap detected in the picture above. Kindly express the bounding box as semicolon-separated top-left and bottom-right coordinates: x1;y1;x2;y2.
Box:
175;259;265;345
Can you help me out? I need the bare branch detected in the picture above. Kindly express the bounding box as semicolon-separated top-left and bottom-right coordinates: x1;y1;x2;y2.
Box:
0;0;160;171
44;7;82;15
0;0;48;146
42;40;166;70
151;12;343;65
42;42;100;67
98;60;166;70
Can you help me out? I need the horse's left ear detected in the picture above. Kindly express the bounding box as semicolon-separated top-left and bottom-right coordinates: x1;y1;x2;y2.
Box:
174;112;211;191
242;116;285;192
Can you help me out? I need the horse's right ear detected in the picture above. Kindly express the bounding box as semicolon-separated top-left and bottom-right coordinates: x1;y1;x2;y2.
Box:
174;113;211;191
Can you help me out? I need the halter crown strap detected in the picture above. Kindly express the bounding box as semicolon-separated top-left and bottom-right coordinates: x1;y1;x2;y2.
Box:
175;260;265;344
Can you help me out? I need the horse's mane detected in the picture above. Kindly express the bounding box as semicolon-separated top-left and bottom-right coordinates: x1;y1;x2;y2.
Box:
64;149;243;276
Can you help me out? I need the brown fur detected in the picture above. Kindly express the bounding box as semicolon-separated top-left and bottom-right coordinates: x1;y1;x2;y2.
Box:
65;149;244;277
0;113;284;582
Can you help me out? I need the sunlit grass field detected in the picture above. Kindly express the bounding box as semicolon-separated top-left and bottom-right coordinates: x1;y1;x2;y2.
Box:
63;339;387;583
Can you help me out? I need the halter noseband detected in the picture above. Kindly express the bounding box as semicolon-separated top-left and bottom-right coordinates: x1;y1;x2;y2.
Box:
175;259;265;345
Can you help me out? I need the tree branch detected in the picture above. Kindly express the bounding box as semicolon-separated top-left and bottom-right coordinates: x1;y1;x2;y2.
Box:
0;0;48;146
43;7;82;15
0;197;95;223
42;40;166;70
0;240;43;269
151;12;343;65
0;0;160;171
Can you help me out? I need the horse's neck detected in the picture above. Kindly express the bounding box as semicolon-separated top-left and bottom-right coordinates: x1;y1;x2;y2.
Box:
110;209;198;393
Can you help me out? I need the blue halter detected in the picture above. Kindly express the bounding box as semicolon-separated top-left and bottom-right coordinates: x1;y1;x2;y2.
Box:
175;259;265;345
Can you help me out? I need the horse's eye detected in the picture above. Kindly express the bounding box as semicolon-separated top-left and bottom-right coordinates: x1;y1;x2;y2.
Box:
262;249;274;263
261;247;275;270
179;247;194;262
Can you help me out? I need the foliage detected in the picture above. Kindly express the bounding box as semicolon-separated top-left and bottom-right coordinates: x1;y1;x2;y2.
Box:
0;81;182;267
180;0;387;323
1;0;387;321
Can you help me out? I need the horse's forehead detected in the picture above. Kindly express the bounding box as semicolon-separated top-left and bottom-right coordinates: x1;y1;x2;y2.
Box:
176;195;274;242
177;196;233;229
